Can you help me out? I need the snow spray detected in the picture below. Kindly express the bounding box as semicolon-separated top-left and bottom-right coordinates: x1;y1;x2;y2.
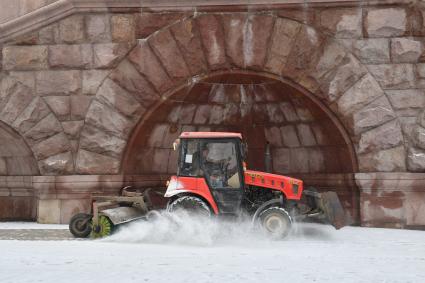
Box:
102;210;274;247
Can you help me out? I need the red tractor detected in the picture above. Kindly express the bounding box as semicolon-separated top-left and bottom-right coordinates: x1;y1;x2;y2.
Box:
69;132;349;239
164;132;349;238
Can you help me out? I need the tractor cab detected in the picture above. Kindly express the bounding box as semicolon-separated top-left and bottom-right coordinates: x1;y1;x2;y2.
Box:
169;132;246;214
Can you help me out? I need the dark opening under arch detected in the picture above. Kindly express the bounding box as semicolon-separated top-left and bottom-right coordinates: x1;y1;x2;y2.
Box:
0;121;39;220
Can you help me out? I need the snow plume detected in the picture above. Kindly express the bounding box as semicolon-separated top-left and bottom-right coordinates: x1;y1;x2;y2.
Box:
102;211;336;246
103;211;272;247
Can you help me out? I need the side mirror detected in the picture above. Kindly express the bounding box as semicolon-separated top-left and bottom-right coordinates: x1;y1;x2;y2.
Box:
241;142;248;160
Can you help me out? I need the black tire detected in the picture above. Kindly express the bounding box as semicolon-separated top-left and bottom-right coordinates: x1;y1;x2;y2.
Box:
258;207;292;239
69;213;92;238
167;196;211;217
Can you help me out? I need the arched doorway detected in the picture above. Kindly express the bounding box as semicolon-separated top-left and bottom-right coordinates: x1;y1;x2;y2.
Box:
0;121;39;220
122;72;360;221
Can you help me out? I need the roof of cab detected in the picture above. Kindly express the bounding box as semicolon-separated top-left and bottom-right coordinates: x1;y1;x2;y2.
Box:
179;132;242;139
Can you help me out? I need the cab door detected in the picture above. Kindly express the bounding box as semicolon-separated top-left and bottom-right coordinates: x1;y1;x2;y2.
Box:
200;139;244;214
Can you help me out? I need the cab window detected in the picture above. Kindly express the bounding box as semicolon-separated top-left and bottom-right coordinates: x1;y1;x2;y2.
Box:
200;141;241;189
179;139;200;176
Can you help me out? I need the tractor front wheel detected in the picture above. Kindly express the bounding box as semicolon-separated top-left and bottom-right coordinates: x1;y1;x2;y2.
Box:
259;207;292;239
69;213;92;238
167;196;211;217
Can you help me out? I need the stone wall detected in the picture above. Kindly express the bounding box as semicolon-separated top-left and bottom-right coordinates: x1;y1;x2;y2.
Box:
0;0;424;227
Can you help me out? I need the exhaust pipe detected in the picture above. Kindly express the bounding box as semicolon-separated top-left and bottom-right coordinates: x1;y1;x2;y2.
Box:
264;142;272;173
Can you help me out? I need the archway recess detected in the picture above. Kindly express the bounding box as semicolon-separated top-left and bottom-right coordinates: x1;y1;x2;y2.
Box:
122;72;359;219
0;121;39;220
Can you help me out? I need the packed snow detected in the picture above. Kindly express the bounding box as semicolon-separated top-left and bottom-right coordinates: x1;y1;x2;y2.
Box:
1;215;425;283
0;222;67;230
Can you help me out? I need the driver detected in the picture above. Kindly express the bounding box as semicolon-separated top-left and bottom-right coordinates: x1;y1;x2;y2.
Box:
201;144;230;187
191;145;210;175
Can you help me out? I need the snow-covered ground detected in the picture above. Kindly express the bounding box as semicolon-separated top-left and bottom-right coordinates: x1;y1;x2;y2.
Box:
1;217;425;283
0;222;67;230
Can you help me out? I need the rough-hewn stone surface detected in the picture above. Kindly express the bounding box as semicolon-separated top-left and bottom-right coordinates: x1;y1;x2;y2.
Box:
82;70;110;95
319;8;362;38
337;74;384;115
416;63;425;88
86;14;111;43
93;43;131;69
70;95;92;120
407;147;425;171
0;83;34;125
2;46;47;70
171;18;208;76
222;14;246;69
367;64;415;90
265;18;300;75
196;14;227;70
244;14;275;69
109;59;158;107
149;29;190;81
44;96;70;121
111;14;135;43
284;25;325;91
58;15;85;44
12;97;50;133
97;78;144;118
62;121;84;139
79;125;127;158
23;114;62;145
76;150;120;174
365;8;407;37
85;100;134;138
136;12;188;38
386;89;425;110
128;41;173;93
352;39;390;64
358;120;403;154
391;38;423;63
48;44;92;68
38;151;74;175
359;146;406;172
413;126;425;149
350;95;396;135
36;70;81;96
318;54;367;102
32;133;70;160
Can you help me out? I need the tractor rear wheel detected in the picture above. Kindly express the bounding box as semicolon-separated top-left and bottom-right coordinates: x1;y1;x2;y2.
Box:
167;196;211;217
69;213;92;238
259;207;292;239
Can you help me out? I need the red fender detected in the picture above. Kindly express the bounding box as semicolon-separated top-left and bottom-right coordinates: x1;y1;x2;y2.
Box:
165;176;219;214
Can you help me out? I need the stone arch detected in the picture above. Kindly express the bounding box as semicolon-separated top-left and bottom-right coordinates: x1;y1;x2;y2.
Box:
77;12;403;175
0;72;74;175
